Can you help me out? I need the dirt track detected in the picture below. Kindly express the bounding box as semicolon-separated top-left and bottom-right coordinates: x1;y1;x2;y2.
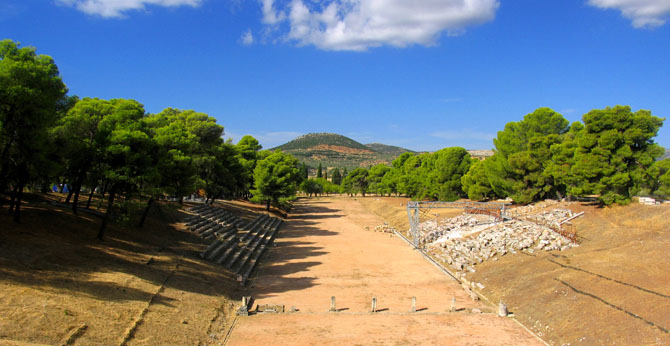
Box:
227;197;543;345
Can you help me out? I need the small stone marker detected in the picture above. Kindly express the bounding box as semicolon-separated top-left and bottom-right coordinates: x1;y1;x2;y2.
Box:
329;296;337;312
411;296;416;313
450;298;456;312
237;296;251;316
498;301;508;317
371;297;377;313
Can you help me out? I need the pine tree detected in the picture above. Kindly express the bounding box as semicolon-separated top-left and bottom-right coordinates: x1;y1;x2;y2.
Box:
331;168;342;185
317;162;323;178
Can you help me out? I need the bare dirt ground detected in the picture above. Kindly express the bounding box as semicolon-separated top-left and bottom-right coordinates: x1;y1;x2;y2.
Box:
227;197;542;345
0;194;243;345
357;197;670;346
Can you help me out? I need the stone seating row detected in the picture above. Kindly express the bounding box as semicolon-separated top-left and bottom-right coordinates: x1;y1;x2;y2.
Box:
196;213;283;285
184;206;248;241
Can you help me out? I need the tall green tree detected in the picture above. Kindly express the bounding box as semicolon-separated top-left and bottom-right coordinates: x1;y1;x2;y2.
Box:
331;167;342;185
54;98;115;214
430;147;471;201
461;159;493;201
146;108;225;203
0;39;68;221
341;167;369;196
489;107;570;203
300;178;323;197
300;162;309;180
368;164;390;195
569;106;664;205
96;99;153;239
251;151;302;210
643;158;670;197
236;135;262;197
317;162;323;178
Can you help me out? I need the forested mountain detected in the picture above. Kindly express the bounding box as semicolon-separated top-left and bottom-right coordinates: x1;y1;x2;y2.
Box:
365;143;415;155
272;133;413;170
275;133;371;151
662;148;670;160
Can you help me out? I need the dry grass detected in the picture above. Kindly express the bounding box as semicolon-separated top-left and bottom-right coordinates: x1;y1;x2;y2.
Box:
0;195;244;345
358;197;670;345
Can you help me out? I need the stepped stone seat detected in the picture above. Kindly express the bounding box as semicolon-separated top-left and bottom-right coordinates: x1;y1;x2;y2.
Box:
199;208;218;218
243;215;268;232
239;245;268;283
200;224;223;238
193;220;215;234
233;227;271;273
184;214;201;223
216;239;242;265
186;215;205;227
215;225;237;239
200;240;222;259
207;240;233;262
210;234;238;263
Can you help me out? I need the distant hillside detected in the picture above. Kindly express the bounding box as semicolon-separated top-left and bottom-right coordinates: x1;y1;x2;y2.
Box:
272;133;412;170
275;133;371;152
663;148;670;160
365;143;415;155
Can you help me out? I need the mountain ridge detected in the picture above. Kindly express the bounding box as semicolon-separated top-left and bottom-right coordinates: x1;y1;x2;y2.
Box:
271;133;413;169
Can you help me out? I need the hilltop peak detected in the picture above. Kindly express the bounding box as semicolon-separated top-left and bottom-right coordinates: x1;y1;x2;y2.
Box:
272;133;413;169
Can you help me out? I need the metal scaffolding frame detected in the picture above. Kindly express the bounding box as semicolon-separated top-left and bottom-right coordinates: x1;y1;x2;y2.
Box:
406;201;510;248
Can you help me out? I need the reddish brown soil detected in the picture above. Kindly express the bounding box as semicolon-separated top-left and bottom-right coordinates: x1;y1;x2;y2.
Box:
227;197;542;345
358;197;670;346
310;144;376;155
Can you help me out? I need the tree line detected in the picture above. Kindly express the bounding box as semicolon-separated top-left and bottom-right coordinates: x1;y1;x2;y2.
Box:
0;40;304;237
301;107;669;205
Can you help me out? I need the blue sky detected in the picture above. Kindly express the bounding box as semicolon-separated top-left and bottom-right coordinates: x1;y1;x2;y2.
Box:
1;0;669;151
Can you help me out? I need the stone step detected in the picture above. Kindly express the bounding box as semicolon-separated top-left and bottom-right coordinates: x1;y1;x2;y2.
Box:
239;245;267;284
206;241;232;262
216;240;241;265
233;227;271;273
200;240;222;259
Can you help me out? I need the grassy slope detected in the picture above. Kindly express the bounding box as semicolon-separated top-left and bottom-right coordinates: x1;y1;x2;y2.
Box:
0;194;246;345
357;197;670;345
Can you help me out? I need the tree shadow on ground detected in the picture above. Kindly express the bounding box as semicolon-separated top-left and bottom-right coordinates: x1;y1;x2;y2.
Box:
0;202;238;304
246;200;346;298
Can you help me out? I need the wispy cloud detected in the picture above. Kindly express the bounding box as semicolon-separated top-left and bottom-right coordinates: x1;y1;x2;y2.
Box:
56;0;201;18
241;29;254;45
439;97;463;103
257;0;500;51
588;0;670;28
0;3;21;21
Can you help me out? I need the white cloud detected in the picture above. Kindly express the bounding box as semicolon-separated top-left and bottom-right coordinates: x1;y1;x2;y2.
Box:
241;29;255;45
588;0;670;28
56;0;201;18
258;0;500;51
